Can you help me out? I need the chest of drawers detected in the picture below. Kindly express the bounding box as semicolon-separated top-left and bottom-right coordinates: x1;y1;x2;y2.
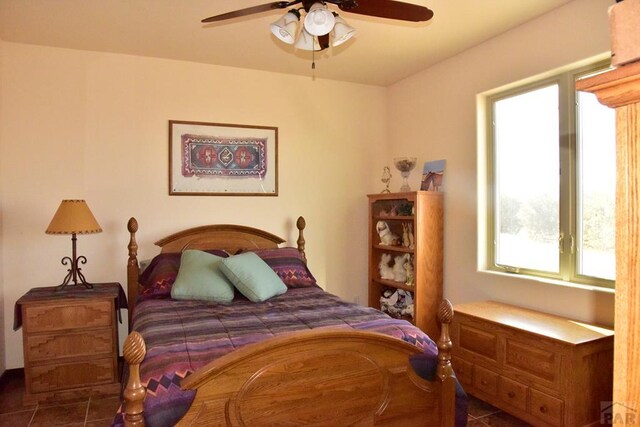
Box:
16;283;123;404
451;301;613;426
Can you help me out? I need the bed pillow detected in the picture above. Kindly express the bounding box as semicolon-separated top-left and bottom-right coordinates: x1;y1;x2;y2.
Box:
171;250;235;303
139;249;229;299
220;252;287;302
251;247;317;288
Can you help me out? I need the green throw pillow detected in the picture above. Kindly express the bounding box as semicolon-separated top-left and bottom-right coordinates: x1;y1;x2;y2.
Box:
220;252;287;302
170;250;235;303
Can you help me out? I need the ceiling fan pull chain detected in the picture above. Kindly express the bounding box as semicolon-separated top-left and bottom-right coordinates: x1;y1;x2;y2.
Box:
312;40;316;69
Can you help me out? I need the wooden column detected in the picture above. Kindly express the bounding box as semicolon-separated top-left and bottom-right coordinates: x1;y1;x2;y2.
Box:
577;60;640;416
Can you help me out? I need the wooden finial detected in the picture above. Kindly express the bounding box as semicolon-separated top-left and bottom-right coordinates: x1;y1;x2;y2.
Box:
437;299;453;325
436;299;454;382
296;216;307;263
127;218;140;329
123;332;146;427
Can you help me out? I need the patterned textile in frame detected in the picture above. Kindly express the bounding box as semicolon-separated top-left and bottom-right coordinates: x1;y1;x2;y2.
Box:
181;134;267;178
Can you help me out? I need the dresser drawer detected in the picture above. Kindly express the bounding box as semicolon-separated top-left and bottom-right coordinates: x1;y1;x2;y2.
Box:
452;357;472;386
28;357;116;393
26;328;114;362
529;388;563;426
505;337;558;384
25;299;113;332
498;376;527;412
473;365;498;397
458;323;498;362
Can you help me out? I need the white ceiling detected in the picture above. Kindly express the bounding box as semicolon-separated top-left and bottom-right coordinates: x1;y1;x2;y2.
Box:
0;0;574;86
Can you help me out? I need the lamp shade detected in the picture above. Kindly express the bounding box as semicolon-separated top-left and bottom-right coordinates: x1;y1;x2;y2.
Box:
304;2;335;36
332;15;356;47
46;200;102;235
294;27;321;51
270;10;300;44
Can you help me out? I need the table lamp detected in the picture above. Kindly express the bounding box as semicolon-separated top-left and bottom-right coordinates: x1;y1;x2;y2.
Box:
46;200;102;290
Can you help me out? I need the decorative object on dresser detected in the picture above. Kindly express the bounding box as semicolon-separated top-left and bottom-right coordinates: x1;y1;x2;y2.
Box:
451;301;614;427
368;191;444;338
45;199;102;290
14;283;127;405
393;157;418;192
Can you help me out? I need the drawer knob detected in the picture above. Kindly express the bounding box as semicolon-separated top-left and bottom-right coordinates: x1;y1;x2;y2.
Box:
540;405;548;414
481;380;488;385
507;391;515;398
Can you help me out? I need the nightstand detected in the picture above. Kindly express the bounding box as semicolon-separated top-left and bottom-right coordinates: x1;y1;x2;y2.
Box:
14;282;127;405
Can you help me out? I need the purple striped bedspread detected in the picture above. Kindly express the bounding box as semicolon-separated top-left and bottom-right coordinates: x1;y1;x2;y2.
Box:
113;286;440;426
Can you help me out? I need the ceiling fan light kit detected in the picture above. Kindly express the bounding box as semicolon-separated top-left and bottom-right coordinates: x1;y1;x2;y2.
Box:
270;9;301;44
294;27;322;51
304;2;336;36
204;0;434;58
331;14;356;46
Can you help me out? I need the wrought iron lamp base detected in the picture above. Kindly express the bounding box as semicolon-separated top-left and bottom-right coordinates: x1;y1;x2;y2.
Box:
56;233;94;291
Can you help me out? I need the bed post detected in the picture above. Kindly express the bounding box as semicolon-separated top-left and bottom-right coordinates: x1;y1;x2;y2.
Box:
127;217;140;329
123;331;147;427
437;299;456;426
296;216;307;262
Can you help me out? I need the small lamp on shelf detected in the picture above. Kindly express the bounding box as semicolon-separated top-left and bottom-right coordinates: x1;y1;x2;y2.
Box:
46;200;102;290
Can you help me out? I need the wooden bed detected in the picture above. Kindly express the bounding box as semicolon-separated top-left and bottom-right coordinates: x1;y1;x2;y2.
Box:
121;216;459;426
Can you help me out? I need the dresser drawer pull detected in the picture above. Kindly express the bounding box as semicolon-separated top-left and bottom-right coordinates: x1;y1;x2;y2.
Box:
507;391;515;398
481;379;488;385
539;405;548;414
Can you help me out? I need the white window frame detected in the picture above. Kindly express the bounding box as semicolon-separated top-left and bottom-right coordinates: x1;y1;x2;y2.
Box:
483;60;615;289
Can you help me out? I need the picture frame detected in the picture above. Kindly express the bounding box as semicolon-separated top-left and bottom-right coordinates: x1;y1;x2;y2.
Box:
169;120;278;196
420;159;445;191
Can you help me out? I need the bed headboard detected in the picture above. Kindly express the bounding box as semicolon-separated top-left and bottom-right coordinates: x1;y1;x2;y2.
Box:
126;217;307;325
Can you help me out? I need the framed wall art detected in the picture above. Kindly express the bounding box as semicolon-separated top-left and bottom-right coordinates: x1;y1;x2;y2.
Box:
169;120;278;196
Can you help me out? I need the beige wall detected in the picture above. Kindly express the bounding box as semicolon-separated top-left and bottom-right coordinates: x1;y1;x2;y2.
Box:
0;42;387;369
386;0;616;326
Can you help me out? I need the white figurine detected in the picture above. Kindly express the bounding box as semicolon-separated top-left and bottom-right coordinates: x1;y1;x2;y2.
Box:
378;253;395;280
392;254;409;282
376;221;399;246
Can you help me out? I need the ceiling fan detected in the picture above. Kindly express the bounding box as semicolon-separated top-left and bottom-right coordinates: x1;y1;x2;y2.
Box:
202;0;434;51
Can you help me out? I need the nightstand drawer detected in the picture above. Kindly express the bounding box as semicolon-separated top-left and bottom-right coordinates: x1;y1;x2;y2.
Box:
29;357;116;393
26;328;114;362
25;299;113;332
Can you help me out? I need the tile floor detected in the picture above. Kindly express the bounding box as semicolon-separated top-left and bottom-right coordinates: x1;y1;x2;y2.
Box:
0;368;531;426
0;370;121;426
466;394;532;426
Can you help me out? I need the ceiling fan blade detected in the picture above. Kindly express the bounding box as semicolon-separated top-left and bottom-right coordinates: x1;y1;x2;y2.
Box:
338;0;433;22
318;34;330;51
202;2;295;23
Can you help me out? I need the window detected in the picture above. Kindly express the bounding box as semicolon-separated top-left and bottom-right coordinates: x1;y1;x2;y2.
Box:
486;62;615;288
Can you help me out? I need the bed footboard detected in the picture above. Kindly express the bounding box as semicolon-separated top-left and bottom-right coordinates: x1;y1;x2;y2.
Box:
123;300;457;426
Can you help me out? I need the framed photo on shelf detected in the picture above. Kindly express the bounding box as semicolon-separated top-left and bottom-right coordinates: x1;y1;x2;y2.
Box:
169;120;278;196
420;159;445;191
